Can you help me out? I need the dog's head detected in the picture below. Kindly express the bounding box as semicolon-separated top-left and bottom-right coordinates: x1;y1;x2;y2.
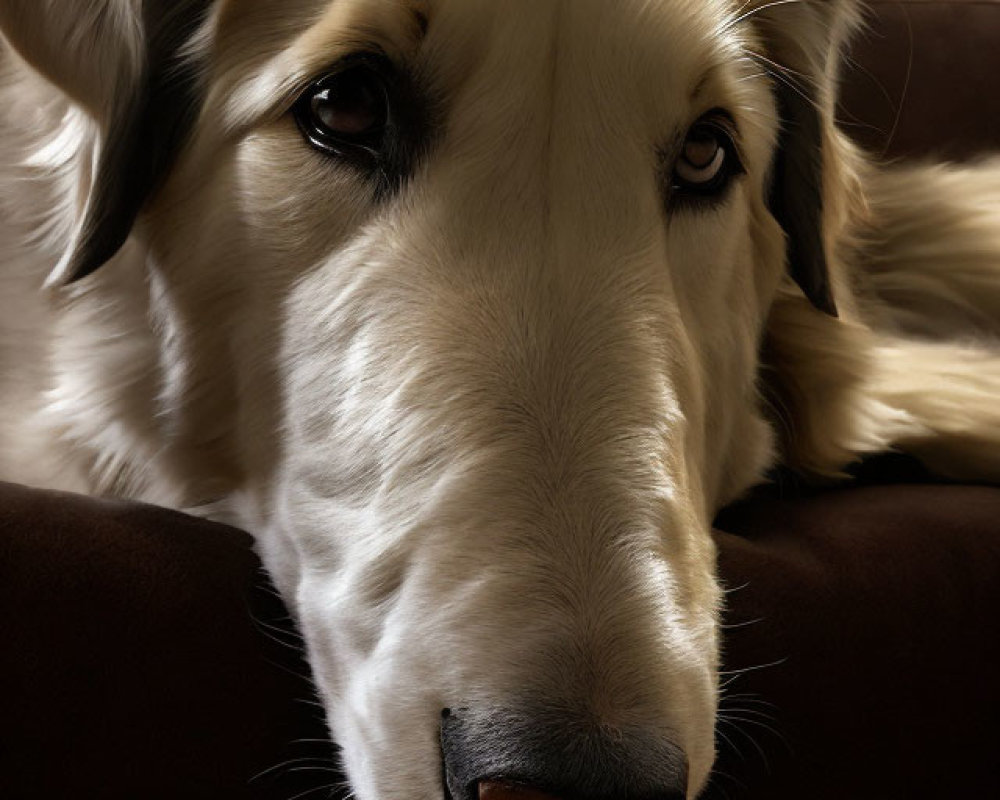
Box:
2;0;859;796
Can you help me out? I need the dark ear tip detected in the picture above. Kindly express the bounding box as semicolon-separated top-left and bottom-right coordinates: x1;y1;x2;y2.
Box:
53;263;98;287
813;290;839;318
46;250;114;289
790;259;838;318
64;259;105;284
795;277;838;317
49;226;130;287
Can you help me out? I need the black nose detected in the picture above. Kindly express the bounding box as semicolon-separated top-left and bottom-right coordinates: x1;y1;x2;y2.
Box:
440;707;688;800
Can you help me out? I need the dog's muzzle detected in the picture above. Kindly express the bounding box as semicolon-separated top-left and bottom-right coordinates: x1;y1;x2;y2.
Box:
440;706;688;800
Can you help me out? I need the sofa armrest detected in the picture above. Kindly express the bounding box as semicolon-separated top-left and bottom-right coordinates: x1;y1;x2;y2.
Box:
4;481;999;799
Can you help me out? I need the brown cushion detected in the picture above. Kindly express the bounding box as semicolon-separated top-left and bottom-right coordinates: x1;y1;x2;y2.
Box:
838;0;1000;160
3;479;999;799
709;483;1000;799
0;482;331;799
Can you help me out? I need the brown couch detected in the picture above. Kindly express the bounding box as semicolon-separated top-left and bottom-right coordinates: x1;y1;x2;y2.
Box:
2;2;999;798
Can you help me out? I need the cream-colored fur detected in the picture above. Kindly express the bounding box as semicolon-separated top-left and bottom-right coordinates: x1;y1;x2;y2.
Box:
1;1;998;797
764;150;1000;481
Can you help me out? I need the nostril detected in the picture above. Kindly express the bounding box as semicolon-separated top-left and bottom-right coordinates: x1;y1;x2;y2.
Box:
441;707;688;800
477;781;561;800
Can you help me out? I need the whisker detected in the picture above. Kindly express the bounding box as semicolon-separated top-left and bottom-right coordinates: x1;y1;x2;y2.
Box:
719;712;791;752
719;655;788;677
733;71;773;86
723;0;805;34
252;756;337;783
288;782;346;800
714;724;745;762
742;50;824;115
286;766;343;776
716;716;770;768
720;615;765;630
741;50;810;83
720;705;779;724
745;57;810;97
718;656;788;693
703;765;743;800
881;6;913;158
250;616;306;651
718;692;779;713
838;54;892;135
261;654;319;687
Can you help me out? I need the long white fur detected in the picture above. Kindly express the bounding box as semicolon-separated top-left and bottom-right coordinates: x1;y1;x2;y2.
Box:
1;1;998;798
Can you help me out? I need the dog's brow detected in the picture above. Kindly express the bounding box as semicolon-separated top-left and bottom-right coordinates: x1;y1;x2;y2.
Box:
212;0;429;132
690;63;724;104
294;0;428;76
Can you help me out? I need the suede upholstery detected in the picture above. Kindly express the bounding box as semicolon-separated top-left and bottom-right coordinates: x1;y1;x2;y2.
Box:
3;476;998;799
2;2;999;798
839;0;1000;161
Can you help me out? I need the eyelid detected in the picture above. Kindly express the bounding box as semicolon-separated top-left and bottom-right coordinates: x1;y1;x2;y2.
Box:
280;47;394;118
691;109;743;163
661;107;747;209
659;109;742;173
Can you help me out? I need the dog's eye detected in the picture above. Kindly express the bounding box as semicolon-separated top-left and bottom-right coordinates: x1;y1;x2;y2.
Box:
294;60;390;162
672;115;744;200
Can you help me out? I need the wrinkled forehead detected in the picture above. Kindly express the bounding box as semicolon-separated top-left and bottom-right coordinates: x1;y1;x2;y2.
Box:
208;0;756;129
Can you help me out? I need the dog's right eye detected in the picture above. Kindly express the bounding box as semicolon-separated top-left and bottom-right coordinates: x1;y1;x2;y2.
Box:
294;59;391;165
669;112;745;207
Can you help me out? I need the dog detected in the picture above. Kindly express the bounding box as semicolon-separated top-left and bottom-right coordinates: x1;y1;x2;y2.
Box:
1;1;999;797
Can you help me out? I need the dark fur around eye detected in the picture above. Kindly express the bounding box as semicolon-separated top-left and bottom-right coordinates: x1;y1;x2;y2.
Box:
293;52;430;199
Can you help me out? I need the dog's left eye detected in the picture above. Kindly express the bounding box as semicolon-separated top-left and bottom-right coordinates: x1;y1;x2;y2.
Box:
671;115;745;200
294;59;390;163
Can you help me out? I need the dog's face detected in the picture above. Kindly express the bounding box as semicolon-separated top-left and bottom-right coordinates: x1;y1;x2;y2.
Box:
2;0;855;796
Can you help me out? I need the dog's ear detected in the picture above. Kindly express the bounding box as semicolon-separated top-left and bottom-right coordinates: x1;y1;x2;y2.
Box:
768;79;838;316
748;0;861;316
0;0;214;285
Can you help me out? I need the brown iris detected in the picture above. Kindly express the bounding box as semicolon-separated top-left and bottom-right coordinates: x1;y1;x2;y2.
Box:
294;58;391;162
309;67;387;137
671;114;743;199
